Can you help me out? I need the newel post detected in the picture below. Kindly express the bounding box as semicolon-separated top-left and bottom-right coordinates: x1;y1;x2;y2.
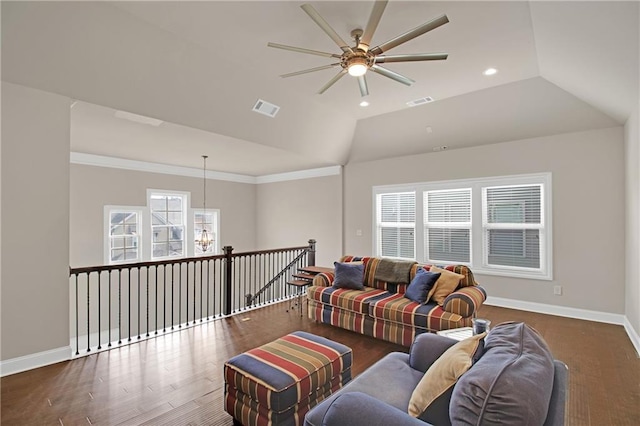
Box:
308;239;316;267
223;245;234;315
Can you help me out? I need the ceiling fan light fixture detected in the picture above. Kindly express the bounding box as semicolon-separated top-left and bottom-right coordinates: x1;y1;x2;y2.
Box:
348;61;368;77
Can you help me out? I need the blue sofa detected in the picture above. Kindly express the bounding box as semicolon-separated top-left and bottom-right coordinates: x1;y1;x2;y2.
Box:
304;322;568;426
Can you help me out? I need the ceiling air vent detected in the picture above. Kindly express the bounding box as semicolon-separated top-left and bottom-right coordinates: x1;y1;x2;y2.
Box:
406;96;434;107
252;99;280;118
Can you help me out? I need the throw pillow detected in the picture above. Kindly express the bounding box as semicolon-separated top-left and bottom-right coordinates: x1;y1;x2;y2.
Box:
426;266;465;306
408;332;487;417
450;322;555;425
405;268;441;304
333;261;365;290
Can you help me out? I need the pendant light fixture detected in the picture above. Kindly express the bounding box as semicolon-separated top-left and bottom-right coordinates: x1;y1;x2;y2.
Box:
197;155;212;252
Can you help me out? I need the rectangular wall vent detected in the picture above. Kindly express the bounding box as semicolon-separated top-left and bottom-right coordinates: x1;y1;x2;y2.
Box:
406;96;434;107
252;99;280;118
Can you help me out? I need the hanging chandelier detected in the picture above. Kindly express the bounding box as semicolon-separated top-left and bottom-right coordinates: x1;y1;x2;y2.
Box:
197;155;213;252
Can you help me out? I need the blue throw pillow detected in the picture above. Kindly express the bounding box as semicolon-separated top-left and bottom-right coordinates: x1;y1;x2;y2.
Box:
333;261;365;290
405;268;441;304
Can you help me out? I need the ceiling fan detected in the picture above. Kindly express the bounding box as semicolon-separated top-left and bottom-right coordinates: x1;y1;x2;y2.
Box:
268;1;449;97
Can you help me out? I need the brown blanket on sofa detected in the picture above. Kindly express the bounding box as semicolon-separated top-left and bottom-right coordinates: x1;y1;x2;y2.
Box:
374;258;417;283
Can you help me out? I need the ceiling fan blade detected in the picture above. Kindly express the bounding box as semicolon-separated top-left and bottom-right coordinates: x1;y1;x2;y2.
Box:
280;63;341;78
370;14;449;55
375;53;448;63
301;4;353;53
358;0;388;52
318;69;348;94
268;42;341;59
357;75;369;97
370;64;415;86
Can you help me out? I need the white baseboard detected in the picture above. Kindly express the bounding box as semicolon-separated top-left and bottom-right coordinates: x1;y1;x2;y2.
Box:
485;296;626;324
485;296;639;357
0;346;72;377
623;317;640;358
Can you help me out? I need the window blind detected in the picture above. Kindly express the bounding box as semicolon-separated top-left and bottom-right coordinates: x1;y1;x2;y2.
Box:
484;185;542;269
378;192;415;259
424;189;471;263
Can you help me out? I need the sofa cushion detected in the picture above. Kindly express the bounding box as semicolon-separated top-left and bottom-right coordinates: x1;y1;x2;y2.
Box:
303;352;424;426
450;322;555;425
405;268;441;304
333;261;365;290
408;332;486;417
427;266;465;306
308;285;389;314
421;264;479;288
368;293;464;332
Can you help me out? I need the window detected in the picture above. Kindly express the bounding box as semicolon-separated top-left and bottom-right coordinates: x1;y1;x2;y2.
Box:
194;209;220;255
376;192;415;259
105;190;222;262
424;189;471;264
483;185;543;270
105;208;143;264
150;192;186;259
373;173;552;280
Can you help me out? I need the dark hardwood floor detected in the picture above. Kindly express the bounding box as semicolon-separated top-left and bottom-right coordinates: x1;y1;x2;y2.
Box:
1;302;638;425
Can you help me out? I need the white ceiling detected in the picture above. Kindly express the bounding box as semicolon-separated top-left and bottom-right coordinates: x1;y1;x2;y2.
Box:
2;1;638;175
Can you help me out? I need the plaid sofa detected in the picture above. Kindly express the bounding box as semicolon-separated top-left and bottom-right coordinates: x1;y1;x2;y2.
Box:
307;256;487;347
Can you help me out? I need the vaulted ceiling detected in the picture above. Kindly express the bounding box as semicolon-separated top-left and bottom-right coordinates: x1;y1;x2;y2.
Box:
2;1;638;176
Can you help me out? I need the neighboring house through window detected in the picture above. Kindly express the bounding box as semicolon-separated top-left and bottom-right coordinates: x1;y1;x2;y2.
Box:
149;191;187;259
106;190;222;264
105;207;143;264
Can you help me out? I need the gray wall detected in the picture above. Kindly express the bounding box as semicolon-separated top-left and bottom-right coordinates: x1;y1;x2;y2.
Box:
625;102;640;336
1;82;71;360
344;126;625;314
256;174;343;267
70;164;257;267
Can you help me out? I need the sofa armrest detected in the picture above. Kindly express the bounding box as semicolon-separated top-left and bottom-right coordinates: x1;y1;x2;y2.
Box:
312;272;335;287
408;333;458;373
442;285;487;317
321;392;428;426
544;360;569;426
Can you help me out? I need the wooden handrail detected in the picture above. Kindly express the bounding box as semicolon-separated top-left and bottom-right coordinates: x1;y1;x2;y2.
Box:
69;244;311;275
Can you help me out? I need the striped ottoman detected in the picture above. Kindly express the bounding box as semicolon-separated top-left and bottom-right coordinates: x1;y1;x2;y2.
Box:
224;331;352;426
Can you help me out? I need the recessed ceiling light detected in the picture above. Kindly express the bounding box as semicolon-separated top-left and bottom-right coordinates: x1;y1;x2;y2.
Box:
359;100;370;107
483;68;498;76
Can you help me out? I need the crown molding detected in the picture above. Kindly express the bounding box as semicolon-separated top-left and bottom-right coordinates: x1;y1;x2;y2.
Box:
255;165;341;184
70;152;342;184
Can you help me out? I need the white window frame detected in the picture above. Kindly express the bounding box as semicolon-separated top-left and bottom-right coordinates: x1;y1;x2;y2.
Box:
374;190;416;260
191;208;221;256
147;189;190;260
104;206;147;265
481;182;548;278
372;173;553;281
424;188;473;265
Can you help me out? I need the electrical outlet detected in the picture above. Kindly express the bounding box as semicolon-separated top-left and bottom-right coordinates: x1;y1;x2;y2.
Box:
553;285;562;296
356;229;363;237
